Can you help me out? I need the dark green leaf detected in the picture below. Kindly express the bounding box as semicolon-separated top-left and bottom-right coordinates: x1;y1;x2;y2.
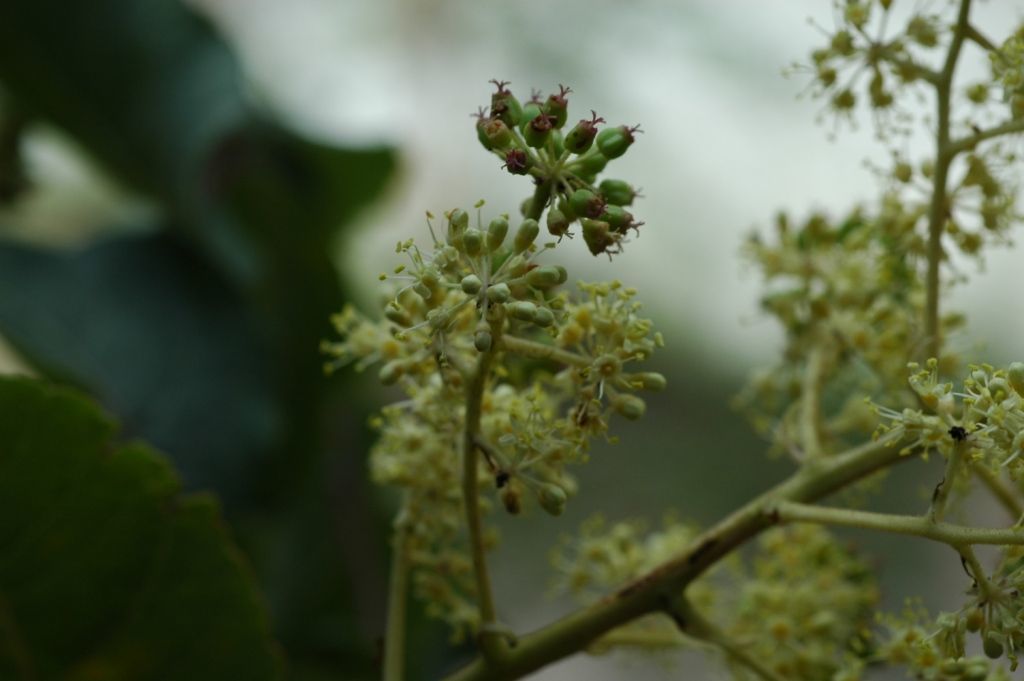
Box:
0;232;281;500
0;376;284;680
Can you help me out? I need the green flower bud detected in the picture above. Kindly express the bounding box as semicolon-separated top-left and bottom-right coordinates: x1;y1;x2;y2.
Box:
519;99;542;133
612;393;646;420
427;308;449;330
463;228;483;256
531;306;555;327
503;149;531;175
476;112;494;151
384;303;410;327
513;219;540;252
487;283;511;303
379;360;404;385
554;265;568;284
487;217;509;251
504;254;528;278
636;372;667;391
831;29;855;55
964;664;989;681
447;209;469;249
523;113;555;149
599;179;636;206
966;83;989;104
490;79;522;126
569;188;606;219
461;274;483;294
1009;362;1024;396
536;482;567;516
508;301;538;321
543;84;571;128
600;205;636;233
482;117;513;150
983;633;1003;659
582;218;616;256
894;162;913;183
572;150;608;175
526;265;563;289
596;124;641;159
906;16;938;48
563;111;605;154
547;207;571;238
474;323;492;352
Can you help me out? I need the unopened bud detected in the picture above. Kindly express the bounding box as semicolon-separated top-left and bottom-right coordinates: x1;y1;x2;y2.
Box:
596;124;641;159
513;219;540;252
536;483;567;516
461;274;483;294
612;394;646;420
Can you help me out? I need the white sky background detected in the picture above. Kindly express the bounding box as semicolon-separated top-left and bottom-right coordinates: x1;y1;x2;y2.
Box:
193;0;1024;380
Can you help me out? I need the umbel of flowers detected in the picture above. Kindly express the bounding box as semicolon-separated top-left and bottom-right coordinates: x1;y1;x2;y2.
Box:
323;83;664;640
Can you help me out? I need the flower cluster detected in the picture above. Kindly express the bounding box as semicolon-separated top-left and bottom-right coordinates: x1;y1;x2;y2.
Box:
550;514;717;653
716;525;878;681
833;601;1012;680
323;190;663;635
475;80;644;257
990;25;1024;118
735;201;965;457
875;361;1024;480
800;1;944;134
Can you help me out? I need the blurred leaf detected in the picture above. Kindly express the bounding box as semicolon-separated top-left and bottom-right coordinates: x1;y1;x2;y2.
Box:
0;1;398;677
0;376;284;680
0;232;281;500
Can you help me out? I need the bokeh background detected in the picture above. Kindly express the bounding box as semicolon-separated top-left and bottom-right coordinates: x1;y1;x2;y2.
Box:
1;1;1022;679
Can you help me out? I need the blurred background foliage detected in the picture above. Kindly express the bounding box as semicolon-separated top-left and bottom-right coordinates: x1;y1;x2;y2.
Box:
1;1;1022;680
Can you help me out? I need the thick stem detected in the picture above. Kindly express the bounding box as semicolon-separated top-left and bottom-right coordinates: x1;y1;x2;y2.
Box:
462;349;506;662
383;511;411;681
772;501;1024;546
924;0;973;360
443;432;906;681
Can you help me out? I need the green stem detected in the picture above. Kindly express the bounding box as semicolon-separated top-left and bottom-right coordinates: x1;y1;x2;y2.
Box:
383;510;411;681
965;23;998;52
499;335;591;368
525;180;551;221
946;118;1024;157
443;432;906;681
924;0;973;360
928;441;963;523
957;544;1000;602
462;349;506;663
772;501;1024;546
